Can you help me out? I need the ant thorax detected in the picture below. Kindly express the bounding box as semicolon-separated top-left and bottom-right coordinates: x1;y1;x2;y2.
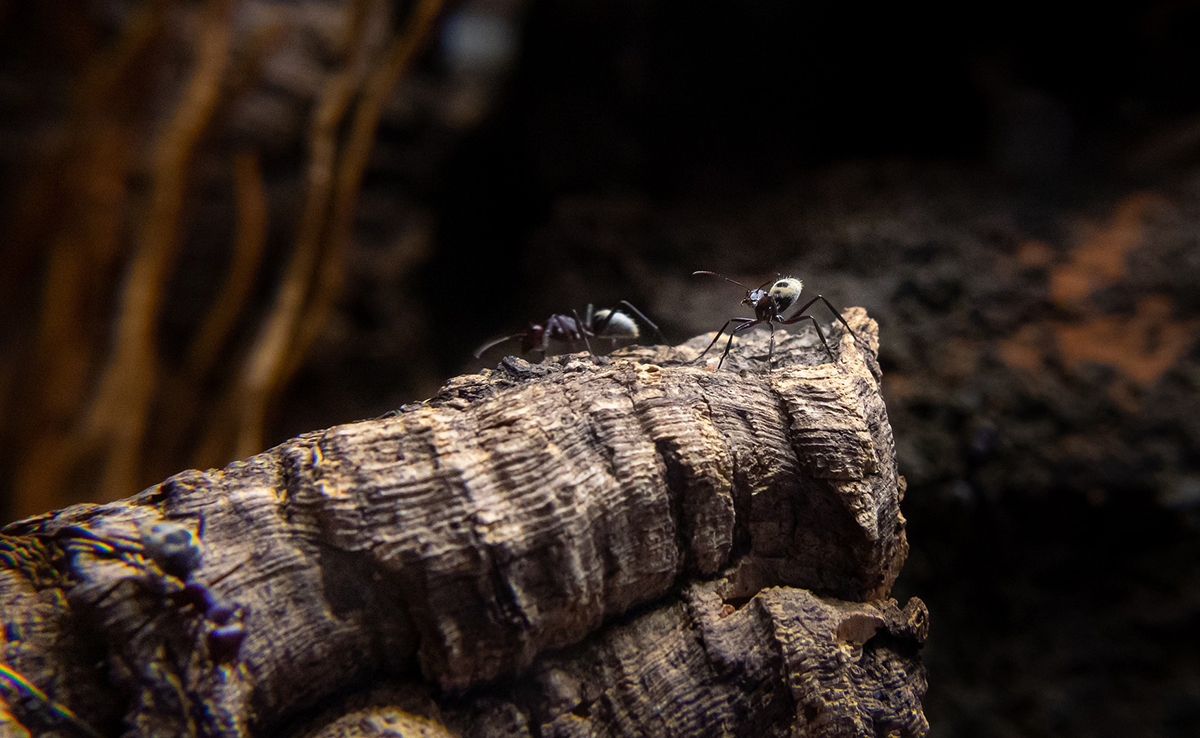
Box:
545;314;585;342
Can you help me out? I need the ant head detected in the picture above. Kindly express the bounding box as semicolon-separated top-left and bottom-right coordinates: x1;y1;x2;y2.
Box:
593;309;639;339
519;324;545;354
741;288;768;308
768;277;803;312
142;521;202;580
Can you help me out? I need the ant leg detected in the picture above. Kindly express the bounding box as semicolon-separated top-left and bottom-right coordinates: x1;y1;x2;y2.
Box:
698;317;756;360
790;314;835;362
716;320;759;370
815;296;863;344
572;309;594;355
617;300;667;343
697;318;743;360
784;296;863;345
717;329;738;370
768;321;775;370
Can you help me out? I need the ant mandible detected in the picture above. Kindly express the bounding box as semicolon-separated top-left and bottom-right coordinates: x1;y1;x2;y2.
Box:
692;270;862;370
474;301;665;359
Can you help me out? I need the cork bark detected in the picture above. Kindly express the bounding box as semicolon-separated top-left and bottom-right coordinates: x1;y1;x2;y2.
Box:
0;308;926;737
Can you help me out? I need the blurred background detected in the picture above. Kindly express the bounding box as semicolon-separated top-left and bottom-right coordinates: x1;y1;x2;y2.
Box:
3;0;1200;735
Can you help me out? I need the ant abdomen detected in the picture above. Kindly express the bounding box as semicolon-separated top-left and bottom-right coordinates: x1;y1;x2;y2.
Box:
767;277;803;313
592;309;640;340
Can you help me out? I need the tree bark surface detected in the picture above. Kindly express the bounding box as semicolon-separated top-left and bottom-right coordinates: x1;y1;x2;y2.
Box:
0;308;926;737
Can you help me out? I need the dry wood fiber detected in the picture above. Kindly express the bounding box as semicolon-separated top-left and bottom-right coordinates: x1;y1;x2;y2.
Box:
0;308;924;736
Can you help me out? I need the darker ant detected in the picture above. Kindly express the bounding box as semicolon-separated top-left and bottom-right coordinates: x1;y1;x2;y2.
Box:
692;270;862;370
60;520;247;664
474;301;665;359
141;521;247;662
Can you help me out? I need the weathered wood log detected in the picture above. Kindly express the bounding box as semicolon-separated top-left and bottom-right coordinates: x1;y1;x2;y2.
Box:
0;308;926;737
298;588;928;738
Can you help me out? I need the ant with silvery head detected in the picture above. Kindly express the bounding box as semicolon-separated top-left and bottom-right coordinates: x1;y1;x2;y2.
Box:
692;270;863;370
474;301;666;359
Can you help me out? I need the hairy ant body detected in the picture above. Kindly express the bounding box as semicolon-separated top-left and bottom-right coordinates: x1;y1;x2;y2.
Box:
474;301;665;358
693;270;861;370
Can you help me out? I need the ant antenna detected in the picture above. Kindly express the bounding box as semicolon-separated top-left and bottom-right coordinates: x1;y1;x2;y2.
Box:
692;270;750;289
473;333;525;359
693;270;776;292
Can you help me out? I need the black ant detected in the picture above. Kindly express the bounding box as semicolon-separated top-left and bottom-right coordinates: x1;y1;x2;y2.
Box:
474;301;665;359
692;270;862;370
59;520;247;664
139;521;247;662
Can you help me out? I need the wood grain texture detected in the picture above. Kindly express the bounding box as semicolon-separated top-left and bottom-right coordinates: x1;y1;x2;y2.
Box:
0;308;924;737
302;586;928;738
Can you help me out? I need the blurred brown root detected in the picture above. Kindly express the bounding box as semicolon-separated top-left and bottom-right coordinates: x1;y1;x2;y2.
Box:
81;0;236;502
2;0;447;522
190;151;270;389
156;149;268;474
224;0;445;461
211;0;376;463
1;0;170;297
7;0;172;519
283;0;446;386
9;0;238;517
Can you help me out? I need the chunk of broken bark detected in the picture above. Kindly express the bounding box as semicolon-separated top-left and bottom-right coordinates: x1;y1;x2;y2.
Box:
0;308;925;737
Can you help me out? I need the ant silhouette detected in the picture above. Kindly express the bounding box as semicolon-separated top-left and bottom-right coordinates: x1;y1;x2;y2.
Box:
60;519;248;665
138;521;247;662
692;270;862;370
474;301;666;359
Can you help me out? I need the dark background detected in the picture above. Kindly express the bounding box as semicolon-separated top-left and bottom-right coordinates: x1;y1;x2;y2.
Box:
4;1;1200;735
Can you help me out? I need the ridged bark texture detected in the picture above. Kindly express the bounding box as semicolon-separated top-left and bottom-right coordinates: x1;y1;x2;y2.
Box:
1;308;926;737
